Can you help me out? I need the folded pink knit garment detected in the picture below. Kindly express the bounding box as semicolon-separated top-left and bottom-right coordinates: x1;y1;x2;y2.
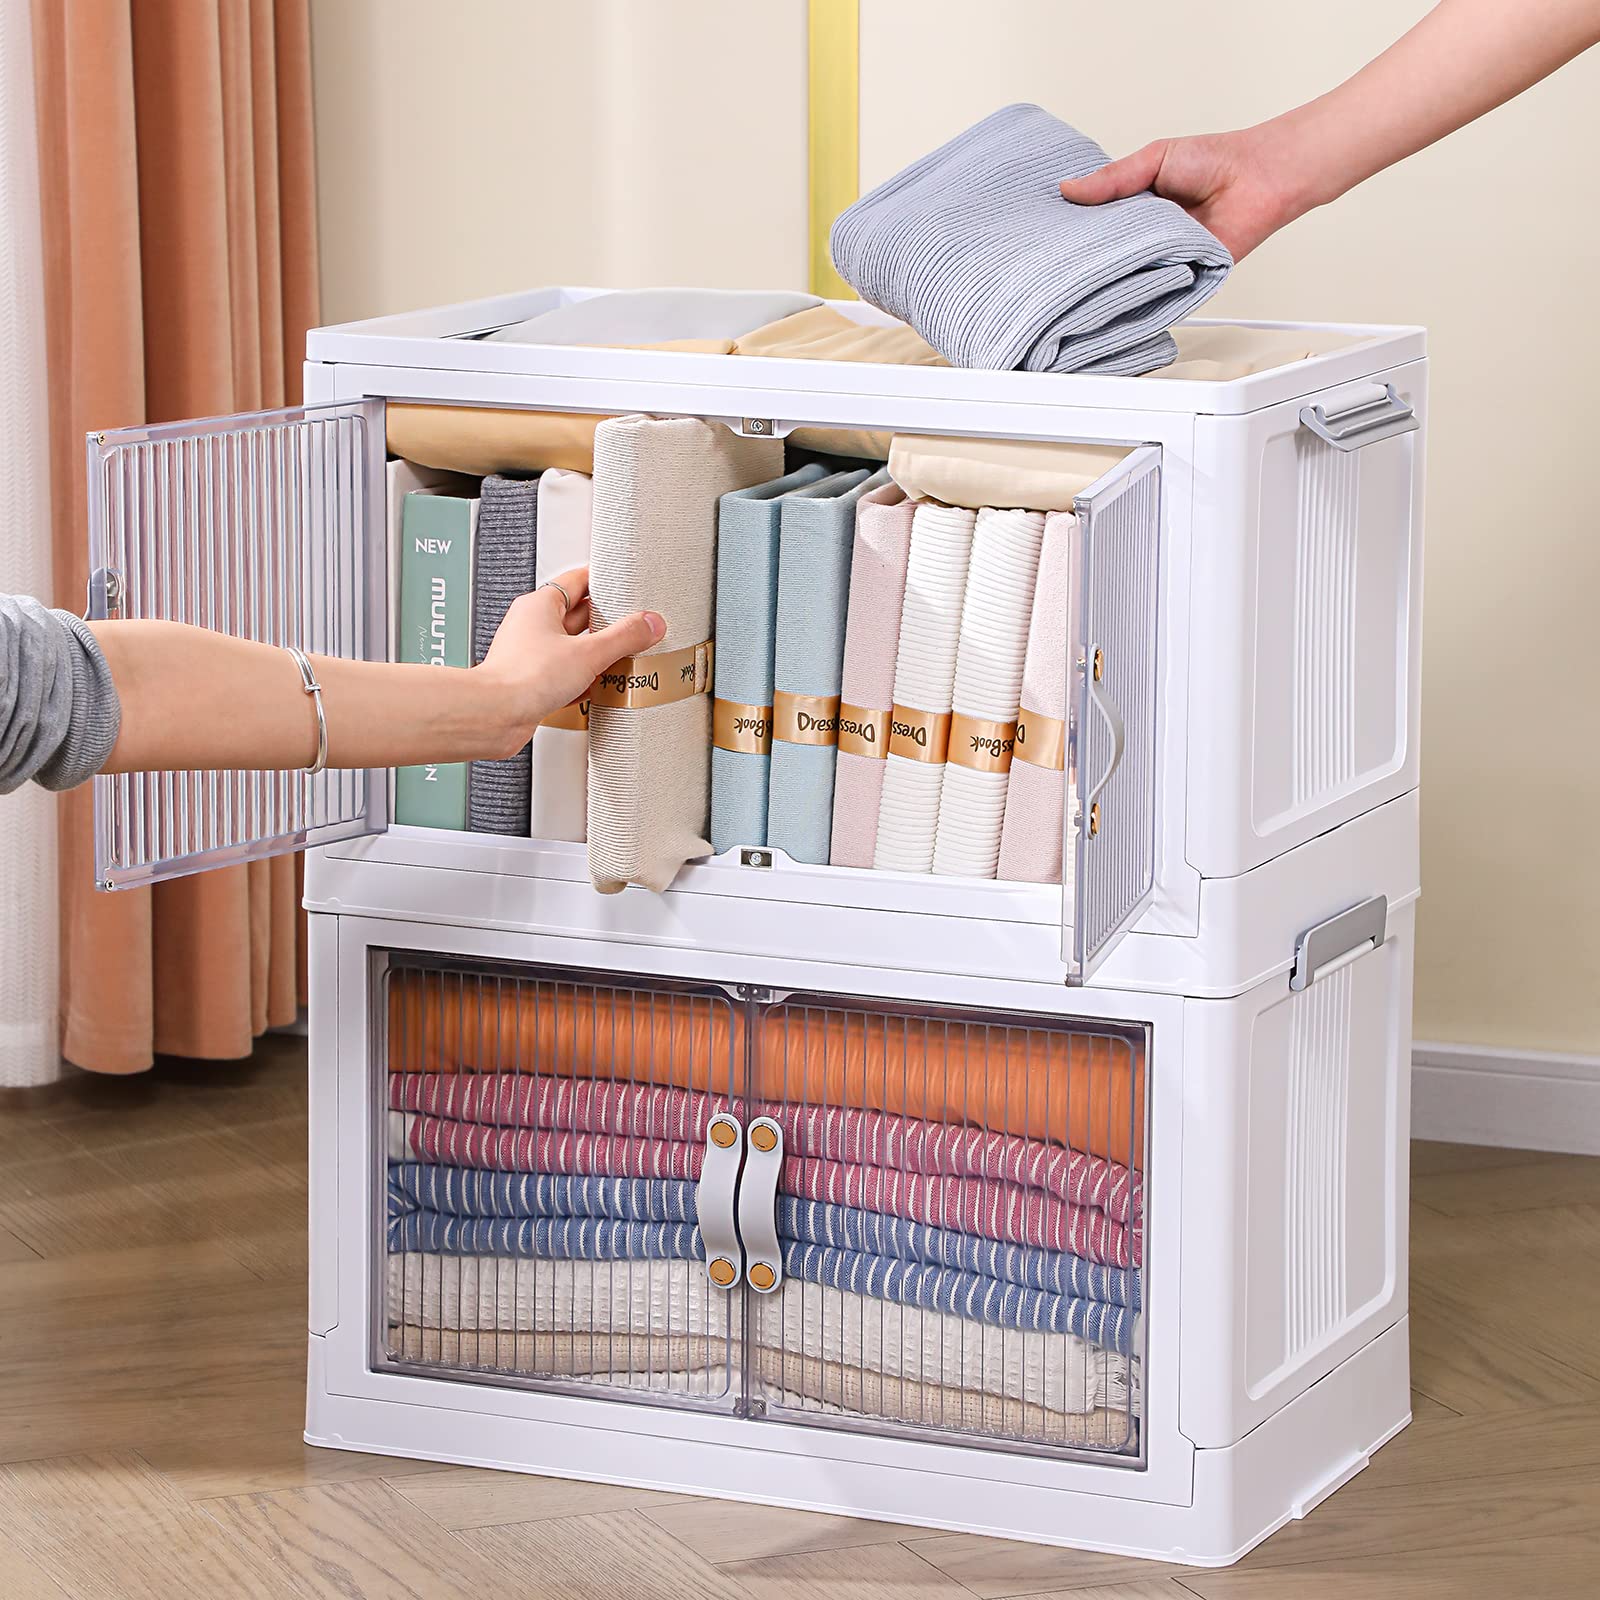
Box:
997;511;1076;886
830;482;915;868
389;1071;1143;1223
392;1111;1140;1266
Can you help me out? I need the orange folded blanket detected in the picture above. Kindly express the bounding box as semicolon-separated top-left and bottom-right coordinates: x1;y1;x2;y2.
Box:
386;972;1143;1166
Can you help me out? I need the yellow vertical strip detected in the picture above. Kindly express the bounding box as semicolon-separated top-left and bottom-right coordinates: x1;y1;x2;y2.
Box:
807;0;859;299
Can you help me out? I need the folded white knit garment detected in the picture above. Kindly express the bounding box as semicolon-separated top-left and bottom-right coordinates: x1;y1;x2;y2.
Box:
997;512;1078;887
873;505;976;875
934;508;1046;879
530;469;594;844
831;104;1231;375
487;288;819;348
388;1254;1130;1415
586;416;782;892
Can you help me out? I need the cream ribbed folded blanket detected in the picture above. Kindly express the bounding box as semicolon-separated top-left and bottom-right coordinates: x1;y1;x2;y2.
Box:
934;508;1046;879
873;505;976;875
586;416;782;892
997;512;1077;887
831;104;1231;375
531;469;594;844
388;1255;1129;1415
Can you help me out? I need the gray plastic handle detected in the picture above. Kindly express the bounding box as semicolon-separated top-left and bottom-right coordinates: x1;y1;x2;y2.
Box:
1289;895;1388;991
1082;670;1126;808
737;1116;785;1294
698;1112;744;1290
1298;384;1417;452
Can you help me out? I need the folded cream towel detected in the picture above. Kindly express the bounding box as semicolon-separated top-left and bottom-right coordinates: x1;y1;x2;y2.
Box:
586;416;782;892
997;511;1077;886
934;507;1047;879
735;305;946;366
873;504;977;875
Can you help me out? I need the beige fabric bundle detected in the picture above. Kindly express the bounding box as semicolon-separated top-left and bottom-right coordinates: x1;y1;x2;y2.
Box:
889;433;1130;514
1156;321;1359;380
587;415;782;893
387;404;605;477
735;305;947;366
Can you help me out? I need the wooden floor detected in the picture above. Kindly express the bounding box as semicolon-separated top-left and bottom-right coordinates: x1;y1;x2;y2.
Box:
2;1041;1599;1598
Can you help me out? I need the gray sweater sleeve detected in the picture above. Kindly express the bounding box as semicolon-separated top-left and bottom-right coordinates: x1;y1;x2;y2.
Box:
0;593;122;794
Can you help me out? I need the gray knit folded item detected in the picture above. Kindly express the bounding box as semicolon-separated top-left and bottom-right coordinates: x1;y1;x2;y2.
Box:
830;103;1232;376
767;466;888;865
468;474;539;835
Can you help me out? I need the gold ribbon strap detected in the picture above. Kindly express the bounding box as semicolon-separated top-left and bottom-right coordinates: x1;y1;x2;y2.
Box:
836;702;889;760
888;703;952;765
713;698;773;755
949;713;1017;774
543;696;590;732
589;640;714;711
773;691;841;746
1013;706;1066;771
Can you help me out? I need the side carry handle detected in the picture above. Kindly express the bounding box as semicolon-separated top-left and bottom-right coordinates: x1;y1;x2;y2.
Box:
1298;384;1417;452
1289;895;1388;991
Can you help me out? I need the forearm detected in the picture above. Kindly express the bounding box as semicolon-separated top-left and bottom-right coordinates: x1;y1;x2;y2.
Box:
1264;0;1600;219
92;621;522;774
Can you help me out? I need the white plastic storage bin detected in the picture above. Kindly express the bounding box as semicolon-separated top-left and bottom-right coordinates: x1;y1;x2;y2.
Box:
82;288;1426;992
300;898;1414;1567
80;288;1426;1566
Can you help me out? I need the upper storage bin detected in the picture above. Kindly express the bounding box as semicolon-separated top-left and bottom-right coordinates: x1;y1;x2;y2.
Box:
84;286;1425;988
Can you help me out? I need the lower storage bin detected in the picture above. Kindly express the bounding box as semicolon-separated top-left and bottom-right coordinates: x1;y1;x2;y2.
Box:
310;898;1413;1563
378;956;1148;1462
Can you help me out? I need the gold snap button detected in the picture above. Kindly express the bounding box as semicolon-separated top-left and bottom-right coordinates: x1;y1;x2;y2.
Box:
750;1124;778;1153
749;1263;775;1290
1089;802;1102;838
708;1258;736;1286
1092;647;1105;683
710;1119;737;1148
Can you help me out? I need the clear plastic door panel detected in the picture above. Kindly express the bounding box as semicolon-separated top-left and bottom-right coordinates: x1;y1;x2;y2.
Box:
379;953;745;1413
745;991;1148;1461
1068;446;1162;980
85;401;386;889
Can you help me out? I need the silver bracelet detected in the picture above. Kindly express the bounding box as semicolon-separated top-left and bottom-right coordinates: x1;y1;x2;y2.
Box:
285;646;329;775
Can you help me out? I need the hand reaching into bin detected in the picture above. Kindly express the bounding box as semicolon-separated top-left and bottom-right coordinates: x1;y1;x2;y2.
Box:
0;569;664;793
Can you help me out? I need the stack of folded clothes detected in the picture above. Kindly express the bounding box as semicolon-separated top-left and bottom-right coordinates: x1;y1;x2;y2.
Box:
383;972;1144;1448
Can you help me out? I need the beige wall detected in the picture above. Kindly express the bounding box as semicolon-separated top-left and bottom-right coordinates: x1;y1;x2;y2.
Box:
311;1;1600;1054
310;0;809;323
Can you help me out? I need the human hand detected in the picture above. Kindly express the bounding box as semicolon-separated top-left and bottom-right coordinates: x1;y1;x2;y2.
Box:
475;566;663;756
1058;127;1307;262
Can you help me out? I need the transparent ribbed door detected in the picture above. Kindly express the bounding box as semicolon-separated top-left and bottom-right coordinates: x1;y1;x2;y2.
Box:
744;991;1148;1460
378;953;745;1413
85;400;387;889
1068;446;1162;980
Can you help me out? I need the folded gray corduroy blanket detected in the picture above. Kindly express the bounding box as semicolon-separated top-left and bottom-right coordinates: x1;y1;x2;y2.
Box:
830;104;1232;376
469;474;539;834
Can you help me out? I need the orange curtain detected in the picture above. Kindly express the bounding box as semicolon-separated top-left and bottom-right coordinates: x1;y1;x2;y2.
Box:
32;0;319;1072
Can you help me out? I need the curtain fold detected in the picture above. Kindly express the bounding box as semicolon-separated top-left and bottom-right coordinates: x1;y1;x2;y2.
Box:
33;0;320;1073
0;0;61;1087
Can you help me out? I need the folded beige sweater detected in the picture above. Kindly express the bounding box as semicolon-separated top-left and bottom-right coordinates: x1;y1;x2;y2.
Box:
587;415;782;892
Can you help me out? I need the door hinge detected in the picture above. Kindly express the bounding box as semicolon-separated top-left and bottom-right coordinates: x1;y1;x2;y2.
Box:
739;417;776;437
87;566;124;621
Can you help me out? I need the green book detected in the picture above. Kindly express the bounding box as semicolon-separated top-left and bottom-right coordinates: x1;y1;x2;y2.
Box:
395;488;477;828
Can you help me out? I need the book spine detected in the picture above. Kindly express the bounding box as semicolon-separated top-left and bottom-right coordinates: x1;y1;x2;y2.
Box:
395;494;473;828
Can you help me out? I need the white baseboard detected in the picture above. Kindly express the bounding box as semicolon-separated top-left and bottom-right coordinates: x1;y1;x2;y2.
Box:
1413;1040;1600;1156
